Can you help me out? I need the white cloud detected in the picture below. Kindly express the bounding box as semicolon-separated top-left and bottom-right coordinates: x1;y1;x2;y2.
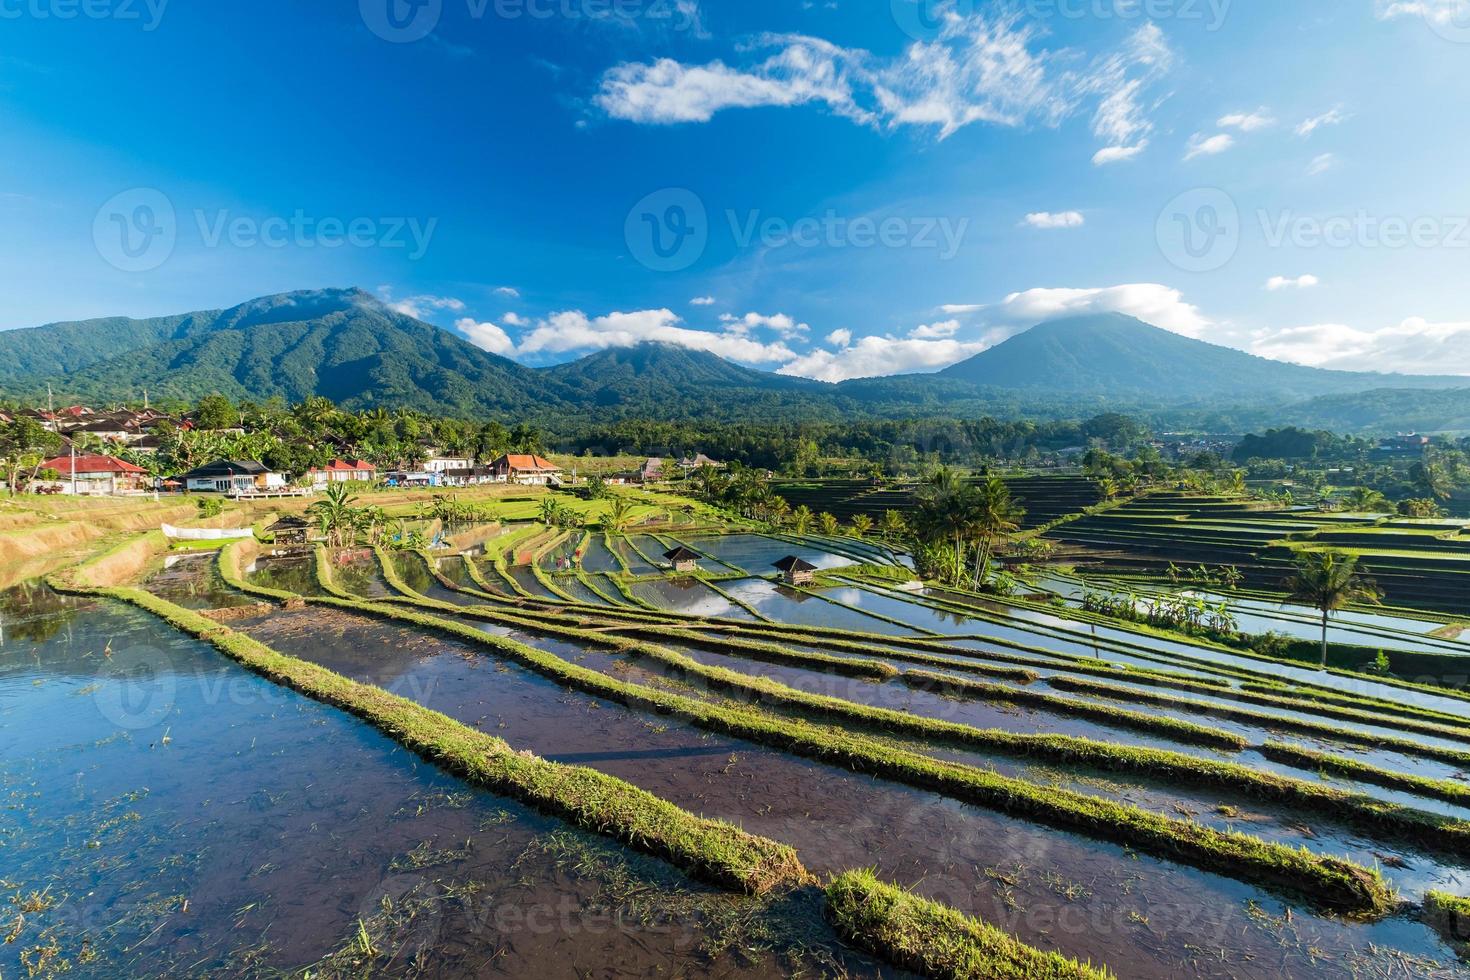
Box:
494;286;521;298
382;292;466;319
939;303;985;315
1251;317;1470;374
1184;132;1235;160
1375;0;1468;27
909;319;961;339
1307;152;1338;176
596;16;1174;156
515;308;796;363
1023;210;1085;229
778;335;987;382
502;311;527;326
994;284;1212;337
1218;108;1276;131
690;295;716;306
719;311;810;338
1082;23;1175;165
825;328;852;347
1092;142;1148;166
1265;274;1320;291
455;318;516;356
1296;106;1348;137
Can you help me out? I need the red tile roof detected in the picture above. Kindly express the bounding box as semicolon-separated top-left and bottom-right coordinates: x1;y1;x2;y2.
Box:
40;454;146;476
498;454;560;471
309;459;376;473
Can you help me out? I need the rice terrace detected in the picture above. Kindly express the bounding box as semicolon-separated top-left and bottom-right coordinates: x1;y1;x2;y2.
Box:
4;466;1470;978
12;3;1470;977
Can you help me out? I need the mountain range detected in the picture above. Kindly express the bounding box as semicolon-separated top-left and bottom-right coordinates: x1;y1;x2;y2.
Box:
2;287;1467;432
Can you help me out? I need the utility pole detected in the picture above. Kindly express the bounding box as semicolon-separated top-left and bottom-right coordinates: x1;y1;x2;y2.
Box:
70;440;77;497
47;383;54;415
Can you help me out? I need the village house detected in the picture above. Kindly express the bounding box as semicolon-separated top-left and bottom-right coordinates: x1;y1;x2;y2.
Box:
424;455;475;475
179;460;287;495
306;459;377;487
36;454;149;495
773;555;818;586
640;457;665;483
678;453;723;472
488;454;564;486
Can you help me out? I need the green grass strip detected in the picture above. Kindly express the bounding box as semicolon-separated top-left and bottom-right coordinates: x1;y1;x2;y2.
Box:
1047;675;1470;769
1240;681;1470;730
1424;891;1470;956
901;670;1247;751
610;623;899;681
318;583;1470;865
825;869;1113;980
289;595;1393;915
48;580;806;896
697;576;771;621
1258;743;1470;808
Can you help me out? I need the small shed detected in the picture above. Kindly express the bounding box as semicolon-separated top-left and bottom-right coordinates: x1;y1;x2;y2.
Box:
773;555;818;586
663;546;701;574
266;515;313;546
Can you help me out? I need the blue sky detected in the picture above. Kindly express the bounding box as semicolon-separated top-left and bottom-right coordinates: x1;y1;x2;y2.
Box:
4;0;1470;380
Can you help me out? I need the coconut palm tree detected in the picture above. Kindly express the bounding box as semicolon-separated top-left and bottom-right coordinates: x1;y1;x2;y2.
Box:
308;483;359;547
849;514;874;539
1285;551;1383;669
604;496;636;534
969;476;1025;589
880;509;906;540
1343;486;1391;513
791;505;814;535
817;512;840;536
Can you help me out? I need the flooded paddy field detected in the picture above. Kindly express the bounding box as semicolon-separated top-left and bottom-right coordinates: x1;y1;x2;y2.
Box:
26;524;1470;978
1;585;876;978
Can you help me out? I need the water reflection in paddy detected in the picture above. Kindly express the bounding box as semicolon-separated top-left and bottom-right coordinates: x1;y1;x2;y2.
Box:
1;586;855;978
224;603;1465;978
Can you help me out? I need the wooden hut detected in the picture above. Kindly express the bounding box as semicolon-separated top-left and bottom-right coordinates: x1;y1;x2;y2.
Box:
266;515;313;546
663;546;701;574
773;555;818;586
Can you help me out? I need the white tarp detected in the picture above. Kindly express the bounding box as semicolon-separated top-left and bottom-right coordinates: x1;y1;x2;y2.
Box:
161;523;256;541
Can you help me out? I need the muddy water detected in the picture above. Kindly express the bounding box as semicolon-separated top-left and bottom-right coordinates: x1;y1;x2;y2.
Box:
507;564;562;600
1;586;864;978
139;553;256;609
227;603;1465;977
328;548;394;598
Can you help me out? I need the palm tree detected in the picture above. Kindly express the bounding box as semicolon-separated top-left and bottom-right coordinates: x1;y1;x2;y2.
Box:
604;496;635;534
879;510;906;540
1284;551;1383;669
817;512;840;536
849;514;874;539
1343;486;1391;513
308;483;359;547
969;476;1025;589
791;505;814;535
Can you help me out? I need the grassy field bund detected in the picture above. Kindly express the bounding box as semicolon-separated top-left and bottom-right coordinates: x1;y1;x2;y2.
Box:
15;484;1470;977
